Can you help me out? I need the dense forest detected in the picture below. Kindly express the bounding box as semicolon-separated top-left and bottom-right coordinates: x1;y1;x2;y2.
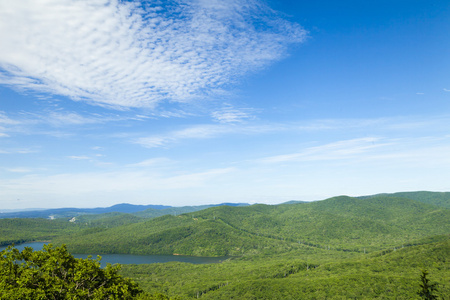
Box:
0;191;449;299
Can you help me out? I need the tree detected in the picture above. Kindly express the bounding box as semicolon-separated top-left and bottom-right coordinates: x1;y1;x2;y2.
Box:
0;244;143;299
417;269;438;300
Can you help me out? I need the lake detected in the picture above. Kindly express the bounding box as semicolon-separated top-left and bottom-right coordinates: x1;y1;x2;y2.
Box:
0;242;229;267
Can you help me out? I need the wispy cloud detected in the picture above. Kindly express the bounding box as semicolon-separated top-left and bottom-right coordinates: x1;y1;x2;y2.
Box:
134;121;282;148
260;137;388;163
134;115;450;149
444;88;450;92
0;112;20;125
0;147;39;155
5;167;32;173
0;109;147;140
0;0;306;109
127;157;174;168
211;104;255;123
258;135;450;169
0;167;235;208
67;155;90;160
1;110;102;128
44;112;103;126
135;124;235;148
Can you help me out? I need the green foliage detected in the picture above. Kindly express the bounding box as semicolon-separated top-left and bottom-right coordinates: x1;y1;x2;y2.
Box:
133;206;215;219
0;244;143;299
0;218;80;246
417;270;439;300
75;212;143;227
54;215;302;256
2;191;449;299
120;237;450;299
55;195;450;257
0;213;142;247
360;191;450;208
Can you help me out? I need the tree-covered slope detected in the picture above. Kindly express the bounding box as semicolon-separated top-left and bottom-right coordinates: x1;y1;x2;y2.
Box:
0;213;148;246
0;203;171;219
54;195;450;256
74;212;143;227
133;203;250;219
359;191;450;208
54;214;304;256
133;206;213;219
0;218;80;246
194;195;450;251
0;244;144;299
120;235;450;299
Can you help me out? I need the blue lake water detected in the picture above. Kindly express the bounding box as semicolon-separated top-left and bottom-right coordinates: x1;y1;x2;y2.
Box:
0;242;229;267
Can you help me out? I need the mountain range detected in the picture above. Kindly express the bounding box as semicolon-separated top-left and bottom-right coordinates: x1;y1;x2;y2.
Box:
1;190;449;299
0;202;249;219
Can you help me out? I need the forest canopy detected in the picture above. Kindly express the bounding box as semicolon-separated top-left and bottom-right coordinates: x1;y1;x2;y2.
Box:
0;244;144;299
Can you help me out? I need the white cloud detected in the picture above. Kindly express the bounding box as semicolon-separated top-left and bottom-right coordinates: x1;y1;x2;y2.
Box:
135;124;236;148
0;0;306;109
0;112;20;125
211;104;255;123
128;157;174;168
0;148;39;155
0;109;147;140
260;137;388;163
45;112;102;126
134;115;450;149
134;121;281;148
0;167;235;206
444;88;450;92
258;135;450;169
67;155;90;160
5;167;32;173
1;110;102;130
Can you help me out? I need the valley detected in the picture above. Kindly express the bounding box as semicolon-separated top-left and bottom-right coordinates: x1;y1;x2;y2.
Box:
1;191;449;299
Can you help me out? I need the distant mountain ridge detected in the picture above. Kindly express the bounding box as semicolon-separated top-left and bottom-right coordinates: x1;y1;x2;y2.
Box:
1;191;449;220
0;202;250;219
53;193;450;257
0;203;170;219
1;191;448;299
357;191;450;208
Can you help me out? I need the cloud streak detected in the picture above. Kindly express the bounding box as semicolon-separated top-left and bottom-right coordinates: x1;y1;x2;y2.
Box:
260;137;389;163
0;167;236;208
134;121;284;148
0;0;306;109
211;104;255;123
135;124;236;148
259;135;450;168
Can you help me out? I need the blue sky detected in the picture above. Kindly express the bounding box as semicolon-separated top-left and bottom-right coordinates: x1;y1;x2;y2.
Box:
0;0;449;209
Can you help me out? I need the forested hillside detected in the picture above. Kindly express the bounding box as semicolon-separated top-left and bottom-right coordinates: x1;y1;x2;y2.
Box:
0;218;80;247
0;203;171;219
53;195;450;256
359;191;450;208
120;236;450;299
1;191;449;299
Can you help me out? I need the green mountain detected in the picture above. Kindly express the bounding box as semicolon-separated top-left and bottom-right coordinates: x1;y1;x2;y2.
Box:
0;202;250;220
0;218;80;246
2;191;449;299
359;190;450;208
0;203;171;219
120;235;450;299
54;195;450;256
